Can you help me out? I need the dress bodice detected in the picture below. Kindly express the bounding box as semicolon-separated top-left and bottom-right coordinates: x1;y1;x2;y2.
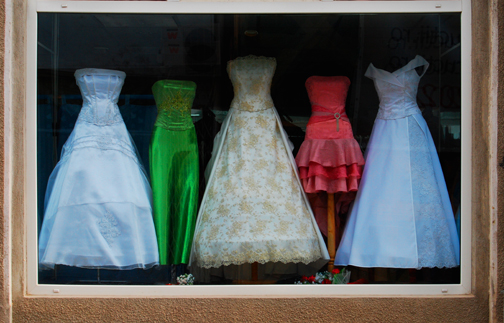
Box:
365;55;429;120
304;76;354;140
75;68;126;126
152;80;196;131
228;55;276;112
306;76;351;114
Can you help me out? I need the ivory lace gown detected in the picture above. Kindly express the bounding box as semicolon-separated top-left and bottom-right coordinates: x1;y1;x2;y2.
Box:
38;69;159;270
189;56;329;278
335;56;460;269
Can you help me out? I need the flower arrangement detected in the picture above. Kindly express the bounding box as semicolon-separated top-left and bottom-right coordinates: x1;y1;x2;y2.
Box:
176;273;195;285
295;268;351;285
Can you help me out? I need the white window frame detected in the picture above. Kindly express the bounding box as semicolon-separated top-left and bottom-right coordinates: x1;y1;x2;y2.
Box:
26;0;472;297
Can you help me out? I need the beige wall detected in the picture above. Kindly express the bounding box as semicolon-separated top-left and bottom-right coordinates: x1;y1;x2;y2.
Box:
1;0;500;321
497;0;504;321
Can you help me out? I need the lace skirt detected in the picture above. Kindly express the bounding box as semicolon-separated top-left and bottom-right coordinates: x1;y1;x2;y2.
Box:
189;107;329;279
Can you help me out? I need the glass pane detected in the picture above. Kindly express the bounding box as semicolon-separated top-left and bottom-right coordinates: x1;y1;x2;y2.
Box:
37;13;461;285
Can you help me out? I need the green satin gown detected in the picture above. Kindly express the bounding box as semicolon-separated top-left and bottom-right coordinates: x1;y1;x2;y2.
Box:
150;80;199;265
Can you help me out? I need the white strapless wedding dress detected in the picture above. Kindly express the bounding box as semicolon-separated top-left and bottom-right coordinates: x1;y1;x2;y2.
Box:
38;68;159;270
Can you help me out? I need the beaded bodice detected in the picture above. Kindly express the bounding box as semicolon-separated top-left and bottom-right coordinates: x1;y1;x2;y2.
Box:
75;68;125;126
228;55;276;112
152;80;196;131
365;55;429;120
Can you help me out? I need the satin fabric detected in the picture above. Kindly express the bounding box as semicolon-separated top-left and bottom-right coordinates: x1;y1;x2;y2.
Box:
295;76;365;237
39;69;159;269
150;80;199;265
335;56;460;269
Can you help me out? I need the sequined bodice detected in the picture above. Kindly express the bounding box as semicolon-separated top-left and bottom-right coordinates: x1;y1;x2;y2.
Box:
152;80;196;131
365;55;429;120
228;55;276;112
75;68;125;126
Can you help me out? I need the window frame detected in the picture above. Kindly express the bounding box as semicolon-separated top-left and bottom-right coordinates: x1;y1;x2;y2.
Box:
26;0;472;296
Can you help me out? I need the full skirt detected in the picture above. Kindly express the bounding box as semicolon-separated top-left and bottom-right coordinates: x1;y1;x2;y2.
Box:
335;114;460;269
39;121;159;269
189;107;329;279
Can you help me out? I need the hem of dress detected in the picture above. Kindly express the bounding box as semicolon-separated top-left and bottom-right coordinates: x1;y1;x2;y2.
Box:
39;261;159;271
191;254;325;269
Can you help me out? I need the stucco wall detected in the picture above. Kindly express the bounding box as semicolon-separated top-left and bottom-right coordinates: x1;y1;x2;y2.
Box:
497;0;504;320
0;0;6;321
0;0;499;322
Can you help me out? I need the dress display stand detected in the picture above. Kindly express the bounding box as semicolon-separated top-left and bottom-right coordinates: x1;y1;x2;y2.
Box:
295;76;365;270
150;80;199;265
189;55;329;282
38;68;159;270
335;56;460;269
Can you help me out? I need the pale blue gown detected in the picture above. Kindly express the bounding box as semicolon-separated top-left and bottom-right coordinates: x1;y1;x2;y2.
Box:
335;56;460;269
38;68;159;270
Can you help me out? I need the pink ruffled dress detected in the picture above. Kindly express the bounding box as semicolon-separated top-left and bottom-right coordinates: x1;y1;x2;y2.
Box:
295;76;365;236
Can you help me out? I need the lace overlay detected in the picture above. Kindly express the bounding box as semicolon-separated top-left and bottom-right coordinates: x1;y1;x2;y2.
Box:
191;108;323;268
191;56;327;269
228;55;275;112
98;209;121;245
409;117;458;268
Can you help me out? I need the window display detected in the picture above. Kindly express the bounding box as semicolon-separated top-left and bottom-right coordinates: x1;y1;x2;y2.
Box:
36;13;462;286
150;80;199;265
335;56;460;269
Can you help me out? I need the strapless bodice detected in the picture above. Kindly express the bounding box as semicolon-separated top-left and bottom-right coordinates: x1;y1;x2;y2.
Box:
304;76;354;140
227;55;276;112
75;68;126;126
306;76;351;115
365;55;429;120
152;80;196;131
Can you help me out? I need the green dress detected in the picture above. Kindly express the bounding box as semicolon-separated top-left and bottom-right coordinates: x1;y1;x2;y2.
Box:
150;80;199;265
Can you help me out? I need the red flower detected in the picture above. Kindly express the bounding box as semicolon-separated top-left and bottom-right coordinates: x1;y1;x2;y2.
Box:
307;275;316;283
301;275;308;282
332;268;341;275
322;279;332;284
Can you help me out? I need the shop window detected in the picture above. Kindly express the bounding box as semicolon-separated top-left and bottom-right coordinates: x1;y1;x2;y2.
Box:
28;1;470;295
